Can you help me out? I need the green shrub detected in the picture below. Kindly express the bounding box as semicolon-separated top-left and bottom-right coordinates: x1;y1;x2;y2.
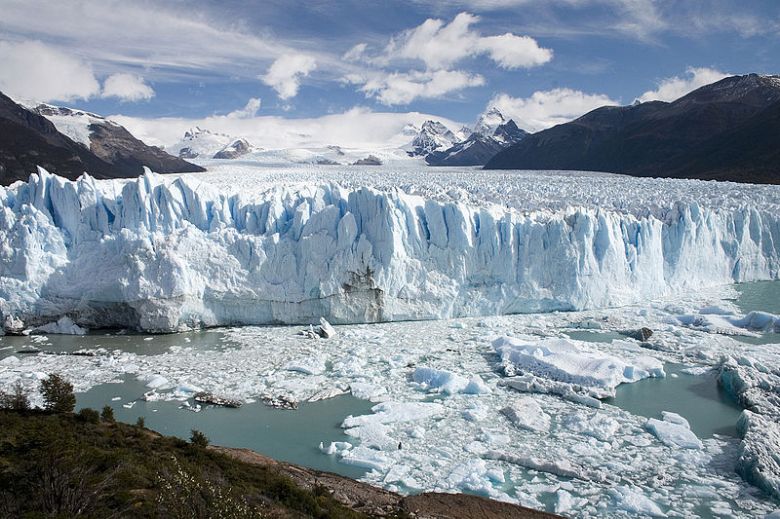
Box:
0;381;30;411
190;429;209;448
77;407;100;424
100;405;115;422
40;373;76;413
136;416;145;428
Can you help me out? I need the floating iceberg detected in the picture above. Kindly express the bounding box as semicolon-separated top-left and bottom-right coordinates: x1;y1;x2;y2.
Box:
645;412;703;450
0;169;778;332
493;336;665;397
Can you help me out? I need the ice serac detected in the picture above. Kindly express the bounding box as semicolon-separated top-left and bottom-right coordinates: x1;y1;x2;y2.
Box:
0;169;779;332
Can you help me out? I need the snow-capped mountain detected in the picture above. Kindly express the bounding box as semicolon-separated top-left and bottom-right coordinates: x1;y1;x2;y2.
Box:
32;104;117;147
473;106;507;137
425;108;528;166
0;93;203;184
213;138;255;159
404;120;460;157
491;119;528;146
424;133;505;167
170;126;234;159
473;107;528;145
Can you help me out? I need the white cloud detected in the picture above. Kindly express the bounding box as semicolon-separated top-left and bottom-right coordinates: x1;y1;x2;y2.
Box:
489;88;618;132
385;12;551;70
637;67;729;103
101;73;154;101
359;69;485;105
226;98;262;119
343;43;368;62
0;40;100;102
0;1;342;83
261;54;317;99
476;33;554;69
110;107;466;150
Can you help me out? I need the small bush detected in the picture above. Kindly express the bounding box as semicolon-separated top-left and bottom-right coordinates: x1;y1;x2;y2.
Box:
77;408;100;424
136;416;146;428
0;381;30;411
190;429;209;448
100;405;115;423
40;374;76;414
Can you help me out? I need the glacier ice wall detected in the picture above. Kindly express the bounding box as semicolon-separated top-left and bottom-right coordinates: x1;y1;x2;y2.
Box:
0;169;778;332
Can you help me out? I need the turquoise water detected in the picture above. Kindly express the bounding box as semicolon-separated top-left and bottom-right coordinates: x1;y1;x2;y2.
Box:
0;328;236;360
735;280;780;315
564;330;627;343
605;363;742;438
733;280;780;345
76;377;374;479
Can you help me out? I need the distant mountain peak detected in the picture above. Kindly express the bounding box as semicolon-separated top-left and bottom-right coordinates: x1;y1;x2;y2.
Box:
491;119;528;146
473;107;507;136
213;138;255;160
405;119;459;157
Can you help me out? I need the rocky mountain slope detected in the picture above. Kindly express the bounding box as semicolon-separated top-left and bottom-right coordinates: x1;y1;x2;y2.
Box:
485;74;780;184
0;92;203;185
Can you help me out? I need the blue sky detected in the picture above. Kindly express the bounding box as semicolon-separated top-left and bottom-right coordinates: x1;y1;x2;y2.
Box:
1;0;778;136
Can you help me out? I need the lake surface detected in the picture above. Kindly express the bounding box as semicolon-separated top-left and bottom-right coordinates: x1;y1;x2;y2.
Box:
732;280;780;345
605;363;742;438
0;328;235;360
76;377;374;479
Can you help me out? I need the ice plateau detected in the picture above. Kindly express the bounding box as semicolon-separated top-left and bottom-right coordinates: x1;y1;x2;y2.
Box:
0;167;779;332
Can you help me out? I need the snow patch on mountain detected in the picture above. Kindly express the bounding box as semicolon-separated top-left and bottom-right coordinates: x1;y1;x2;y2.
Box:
32;104;118;148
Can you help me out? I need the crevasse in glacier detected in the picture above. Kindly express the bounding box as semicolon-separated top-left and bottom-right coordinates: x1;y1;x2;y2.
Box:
0;168;778;332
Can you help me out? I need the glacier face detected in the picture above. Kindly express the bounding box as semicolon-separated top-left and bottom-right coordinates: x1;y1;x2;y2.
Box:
0;167;779;332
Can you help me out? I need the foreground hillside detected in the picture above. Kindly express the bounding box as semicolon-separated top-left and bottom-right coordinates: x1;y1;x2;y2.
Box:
0;410;554;518
485;74;780;184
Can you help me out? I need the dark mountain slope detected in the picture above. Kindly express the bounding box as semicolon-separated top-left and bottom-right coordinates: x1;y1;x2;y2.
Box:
485;74;780;184
0;92;204;186
0;92;116;184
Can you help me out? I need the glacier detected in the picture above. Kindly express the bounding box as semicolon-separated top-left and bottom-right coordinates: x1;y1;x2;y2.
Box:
0;167;779;332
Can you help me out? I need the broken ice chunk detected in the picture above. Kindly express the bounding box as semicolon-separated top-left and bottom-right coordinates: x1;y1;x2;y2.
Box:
645;411;702;449
500;397;551;433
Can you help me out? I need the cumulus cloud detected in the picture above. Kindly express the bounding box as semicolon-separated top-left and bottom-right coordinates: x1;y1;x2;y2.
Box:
261;54;317;99
343;12;550;105
637;67;729;103
385;12;551;70
358;69;485;105
488;88;618;132
101;73;154;101
226;97;262;119
476;33;554;69
0;40;100;102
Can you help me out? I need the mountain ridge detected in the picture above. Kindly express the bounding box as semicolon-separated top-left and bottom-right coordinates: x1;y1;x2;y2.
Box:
484;74;780;184
0;92;204;185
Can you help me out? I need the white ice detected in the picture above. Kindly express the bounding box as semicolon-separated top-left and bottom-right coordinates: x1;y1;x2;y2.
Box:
1;167;778;332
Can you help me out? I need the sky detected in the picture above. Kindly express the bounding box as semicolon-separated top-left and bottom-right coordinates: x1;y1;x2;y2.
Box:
1;0;778;146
